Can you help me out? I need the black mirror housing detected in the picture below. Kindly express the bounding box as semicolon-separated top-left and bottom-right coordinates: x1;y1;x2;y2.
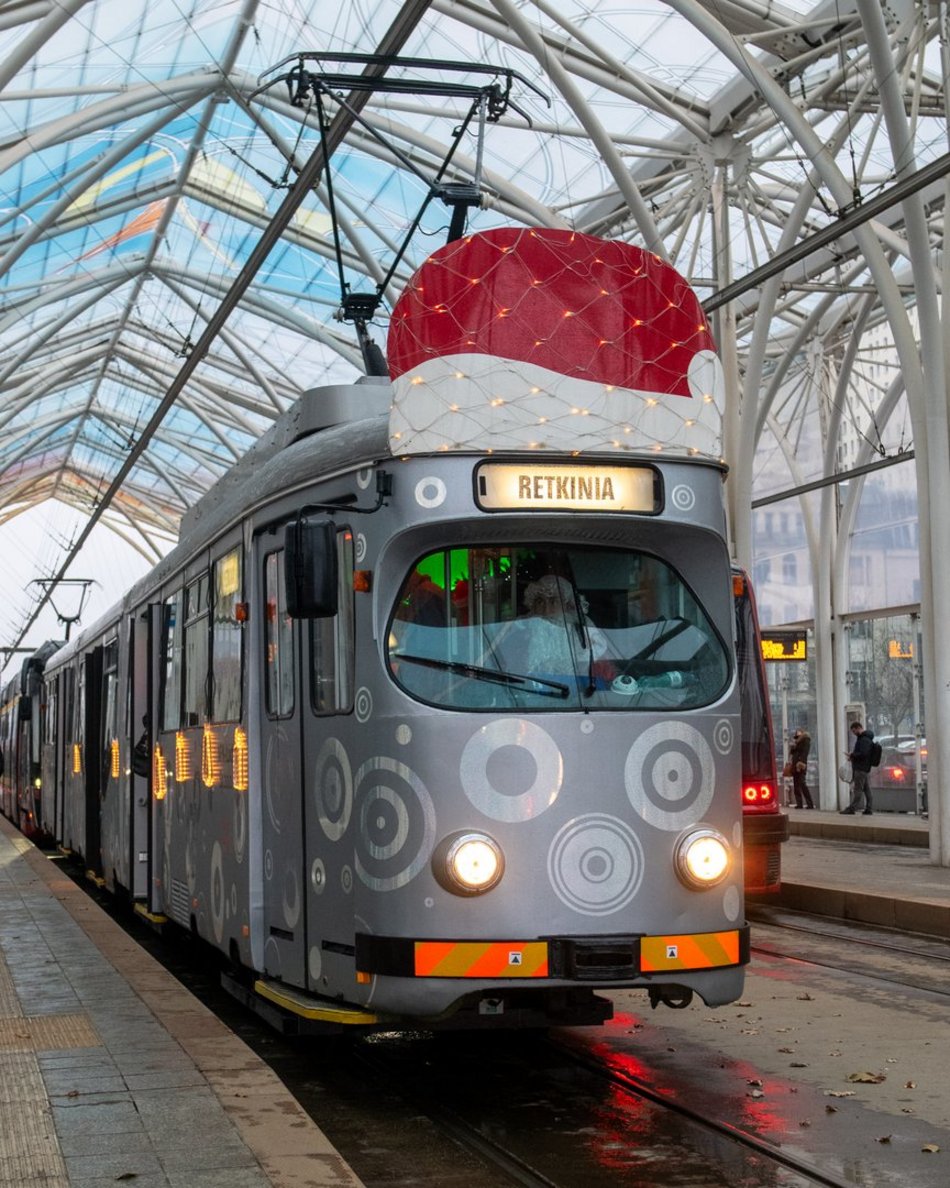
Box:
284;518;338;618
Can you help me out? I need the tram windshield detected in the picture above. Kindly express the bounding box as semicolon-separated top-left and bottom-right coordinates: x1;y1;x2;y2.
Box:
387;546;730;710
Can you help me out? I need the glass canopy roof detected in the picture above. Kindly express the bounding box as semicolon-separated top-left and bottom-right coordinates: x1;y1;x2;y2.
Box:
0;0;943;658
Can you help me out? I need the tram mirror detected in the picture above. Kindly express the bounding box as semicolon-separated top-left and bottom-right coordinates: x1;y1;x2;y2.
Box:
284;518;338;618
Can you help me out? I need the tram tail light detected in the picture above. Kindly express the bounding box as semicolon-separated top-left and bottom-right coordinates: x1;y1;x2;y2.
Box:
675;829;731;889
742;781;776;808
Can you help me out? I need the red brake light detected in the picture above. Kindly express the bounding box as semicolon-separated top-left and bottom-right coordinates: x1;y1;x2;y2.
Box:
743;782;775;805
887;766;905;782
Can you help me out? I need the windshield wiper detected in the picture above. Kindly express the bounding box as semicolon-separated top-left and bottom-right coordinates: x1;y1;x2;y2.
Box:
394;653;570;699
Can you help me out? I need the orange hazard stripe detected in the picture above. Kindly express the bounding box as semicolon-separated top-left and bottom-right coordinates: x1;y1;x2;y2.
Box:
414;941;549;978
641;930;740;972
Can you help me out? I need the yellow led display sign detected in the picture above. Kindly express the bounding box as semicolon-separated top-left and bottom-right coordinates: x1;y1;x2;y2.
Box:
475;462;657;512
760;631;808;662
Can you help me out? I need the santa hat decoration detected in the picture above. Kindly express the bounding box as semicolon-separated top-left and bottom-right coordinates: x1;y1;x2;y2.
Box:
387;227;723;459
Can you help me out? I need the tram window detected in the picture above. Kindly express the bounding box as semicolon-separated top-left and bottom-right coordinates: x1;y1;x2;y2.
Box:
310;530;355;715
212;548;243;722
387;545;729;711
183;574;210;727
103;639;119;782
161;591;184;731
264;550;294;717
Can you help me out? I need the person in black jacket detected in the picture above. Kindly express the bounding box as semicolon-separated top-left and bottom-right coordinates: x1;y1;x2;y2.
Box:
789;729;814;809
841;721;874;815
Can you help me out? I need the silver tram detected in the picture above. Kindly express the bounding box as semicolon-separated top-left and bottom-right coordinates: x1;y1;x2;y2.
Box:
32;228;750;1030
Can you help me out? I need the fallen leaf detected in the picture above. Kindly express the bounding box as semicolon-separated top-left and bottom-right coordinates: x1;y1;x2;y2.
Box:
904;1081;916;1089
737;1001;753;1007
848;1071;886;1084
796;992;814;1001
66;1090;80;1098
877;1135;892;1144
789;1062;808;1068
748;1090;764;1099
824;1090;855;1098
825;1105;839;1114
747;1079;763;1087
799;1120;811;1128
922;1144;940;1154
777;1046;794;1054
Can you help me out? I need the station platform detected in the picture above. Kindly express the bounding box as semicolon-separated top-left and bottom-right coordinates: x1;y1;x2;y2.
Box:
0;815;363;1188
766;807;950;939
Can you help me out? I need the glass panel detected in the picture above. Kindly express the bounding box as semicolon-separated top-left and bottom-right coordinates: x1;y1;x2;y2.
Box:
388;545;729;711
311;530;355;714
264;551;294;717
212;549;243;722
183;576;209;727
161;591;183;731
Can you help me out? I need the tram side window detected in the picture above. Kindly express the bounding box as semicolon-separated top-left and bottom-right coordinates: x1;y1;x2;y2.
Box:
264;551;294;717
161;591;184;731
212;548;243;722
311;529;355;715
183;574;210;727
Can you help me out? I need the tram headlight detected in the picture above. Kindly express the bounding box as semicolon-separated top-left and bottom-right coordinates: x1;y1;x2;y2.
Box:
433;832;504;896
674;829;731;889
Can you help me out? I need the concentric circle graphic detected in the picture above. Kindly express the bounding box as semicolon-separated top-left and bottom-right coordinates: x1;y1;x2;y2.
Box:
355;687;373;723
311;858;326;894
264;726;290;833
460;719;562;822
355;532;367;563
356;467;373;490
313;737;353;842
713;719;734;755
624;722;715;830
415;476;447;508
282;864;300;929
548;813;645;915
232;793;247;863
354;757;437;891
670;484;695;512
722;883;741;922
210;841;225;944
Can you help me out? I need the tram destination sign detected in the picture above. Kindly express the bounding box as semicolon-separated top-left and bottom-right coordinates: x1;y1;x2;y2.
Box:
760;630;808;662
475;462;659;513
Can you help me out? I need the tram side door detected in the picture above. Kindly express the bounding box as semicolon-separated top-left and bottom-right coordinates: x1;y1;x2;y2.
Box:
256;539;307;988
129;606;156;901
84;647;104;877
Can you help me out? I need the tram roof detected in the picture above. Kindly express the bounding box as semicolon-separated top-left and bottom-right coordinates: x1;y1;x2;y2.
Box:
0;0;937;663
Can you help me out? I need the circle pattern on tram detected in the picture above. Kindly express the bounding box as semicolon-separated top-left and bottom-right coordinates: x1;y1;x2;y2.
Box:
415;476;447;508
548;813;645;915
713;719;734;755
460;719;562;822
210;841;225;944
354;757;437;891
624;721;715;830
355;687;373;723
313;737;353;842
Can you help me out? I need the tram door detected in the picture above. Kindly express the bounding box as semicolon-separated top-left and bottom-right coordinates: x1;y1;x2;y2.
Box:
257;539;307;988
129;606;156;902
84;647;104;877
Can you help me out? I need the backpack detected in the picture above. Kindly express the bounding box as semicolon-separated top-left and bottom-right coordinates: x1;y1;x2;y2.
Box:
869;740;882;768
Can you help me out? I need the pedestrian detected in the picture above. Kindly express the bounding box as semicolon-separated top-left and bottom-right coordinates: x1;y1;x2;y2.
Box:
788;729;814;809
840;720;874;815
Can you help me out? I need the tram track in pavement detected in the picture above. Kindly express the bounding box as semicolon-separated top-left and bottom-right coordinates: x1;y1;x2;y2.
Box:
747;903;950;998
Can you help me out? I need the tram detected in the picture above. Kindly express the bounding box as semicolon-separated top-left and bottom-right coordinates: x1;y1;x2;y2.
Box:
9;227;762;1031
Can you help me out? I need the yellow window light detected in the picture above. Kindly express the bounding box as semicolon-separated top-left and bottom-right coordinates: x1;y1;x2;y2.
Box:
233;727;248;792
72;743;82;775
153;745;168;801
175;732;192;782
110;739;120;780
201;724;220;788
